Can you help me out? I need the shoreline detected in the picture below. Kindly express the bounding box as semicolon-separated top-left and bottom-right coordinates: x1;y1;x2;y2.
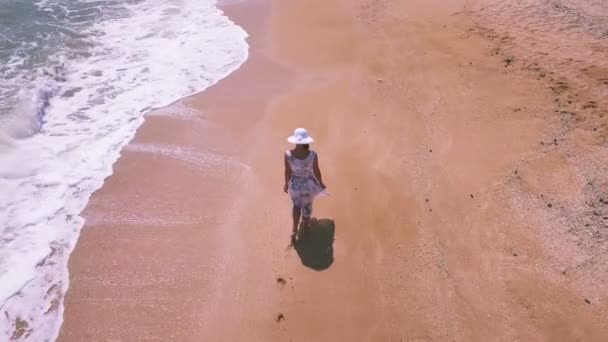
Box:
57;0;286;340
1;0;251;340
59;0;608;340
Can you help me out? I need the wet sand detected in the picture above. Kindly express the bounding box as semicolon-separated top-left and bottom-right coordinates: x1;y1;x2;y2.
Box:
59;0;608;340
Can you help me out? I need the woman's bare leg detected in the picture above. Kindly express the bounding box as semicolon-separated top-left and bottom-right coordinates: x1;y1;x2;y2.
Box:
292;206;301;242
304;202;313;229
298;202;312;239
301;216;311;230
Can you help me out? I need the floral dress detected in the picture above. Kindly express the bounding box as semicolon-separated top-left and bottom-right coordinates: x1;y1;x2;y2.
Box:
286;150;323;218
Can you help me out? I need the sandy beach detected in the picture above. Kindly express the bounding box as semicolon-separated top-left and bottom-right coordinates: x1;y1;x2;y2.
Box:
59;0;608;340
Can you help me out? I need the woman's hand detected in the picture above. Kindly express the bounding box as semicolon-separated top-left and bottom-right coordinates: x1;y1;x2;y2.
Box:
284;184;288;193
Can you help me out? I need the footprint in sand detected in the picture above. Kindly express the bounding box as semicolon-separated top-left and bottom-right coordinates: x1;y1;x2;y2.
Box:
582;101;597;109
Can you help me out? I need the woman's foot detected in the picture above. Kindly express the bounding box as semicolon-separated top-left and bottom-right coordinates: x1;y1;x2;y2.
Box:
290;232;297;246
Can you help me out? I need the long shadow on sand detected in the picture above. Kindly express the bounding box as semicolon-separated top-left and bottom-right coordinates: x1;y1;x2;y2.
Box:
294;218;335;271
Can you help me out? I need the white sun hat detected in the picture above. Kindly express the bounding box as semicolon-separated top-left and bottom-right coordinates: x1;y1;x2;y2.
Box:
287;128;314;144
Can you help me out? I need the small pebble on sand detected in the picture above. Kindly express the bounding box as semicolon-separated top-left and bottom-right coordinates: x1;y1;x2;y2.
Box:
585;299;591;305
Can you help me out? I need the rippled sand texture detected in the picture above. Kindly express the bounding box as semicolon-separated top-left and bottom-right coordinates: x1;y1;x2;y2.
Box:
471;0;608;133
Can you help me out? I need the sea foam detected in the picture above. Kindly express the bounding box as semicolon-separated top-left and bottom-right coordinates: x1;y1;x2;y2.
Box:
0;0;248;340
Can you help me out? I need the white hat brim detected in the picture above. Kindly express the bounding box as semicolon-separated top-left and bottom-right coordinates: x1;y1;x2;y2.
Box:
287;136;314;144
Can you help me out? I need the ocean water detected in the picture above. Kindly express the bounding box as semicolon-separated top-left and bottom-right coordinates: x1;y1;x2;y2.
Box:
0;0;248;340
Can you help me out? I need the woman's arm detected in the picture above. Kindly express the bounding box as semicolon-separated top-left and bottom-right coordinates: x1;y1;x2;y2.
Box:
313;153;326;189
284;155;292;193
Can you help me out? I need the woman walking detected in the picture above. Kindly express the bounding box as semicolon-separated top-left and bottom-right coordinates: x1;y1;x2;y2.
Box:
284;128;326;244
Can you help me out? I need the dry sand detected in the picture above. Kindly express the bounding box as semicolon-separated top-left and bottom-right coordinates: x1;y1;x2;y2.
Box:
59;0;608;340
